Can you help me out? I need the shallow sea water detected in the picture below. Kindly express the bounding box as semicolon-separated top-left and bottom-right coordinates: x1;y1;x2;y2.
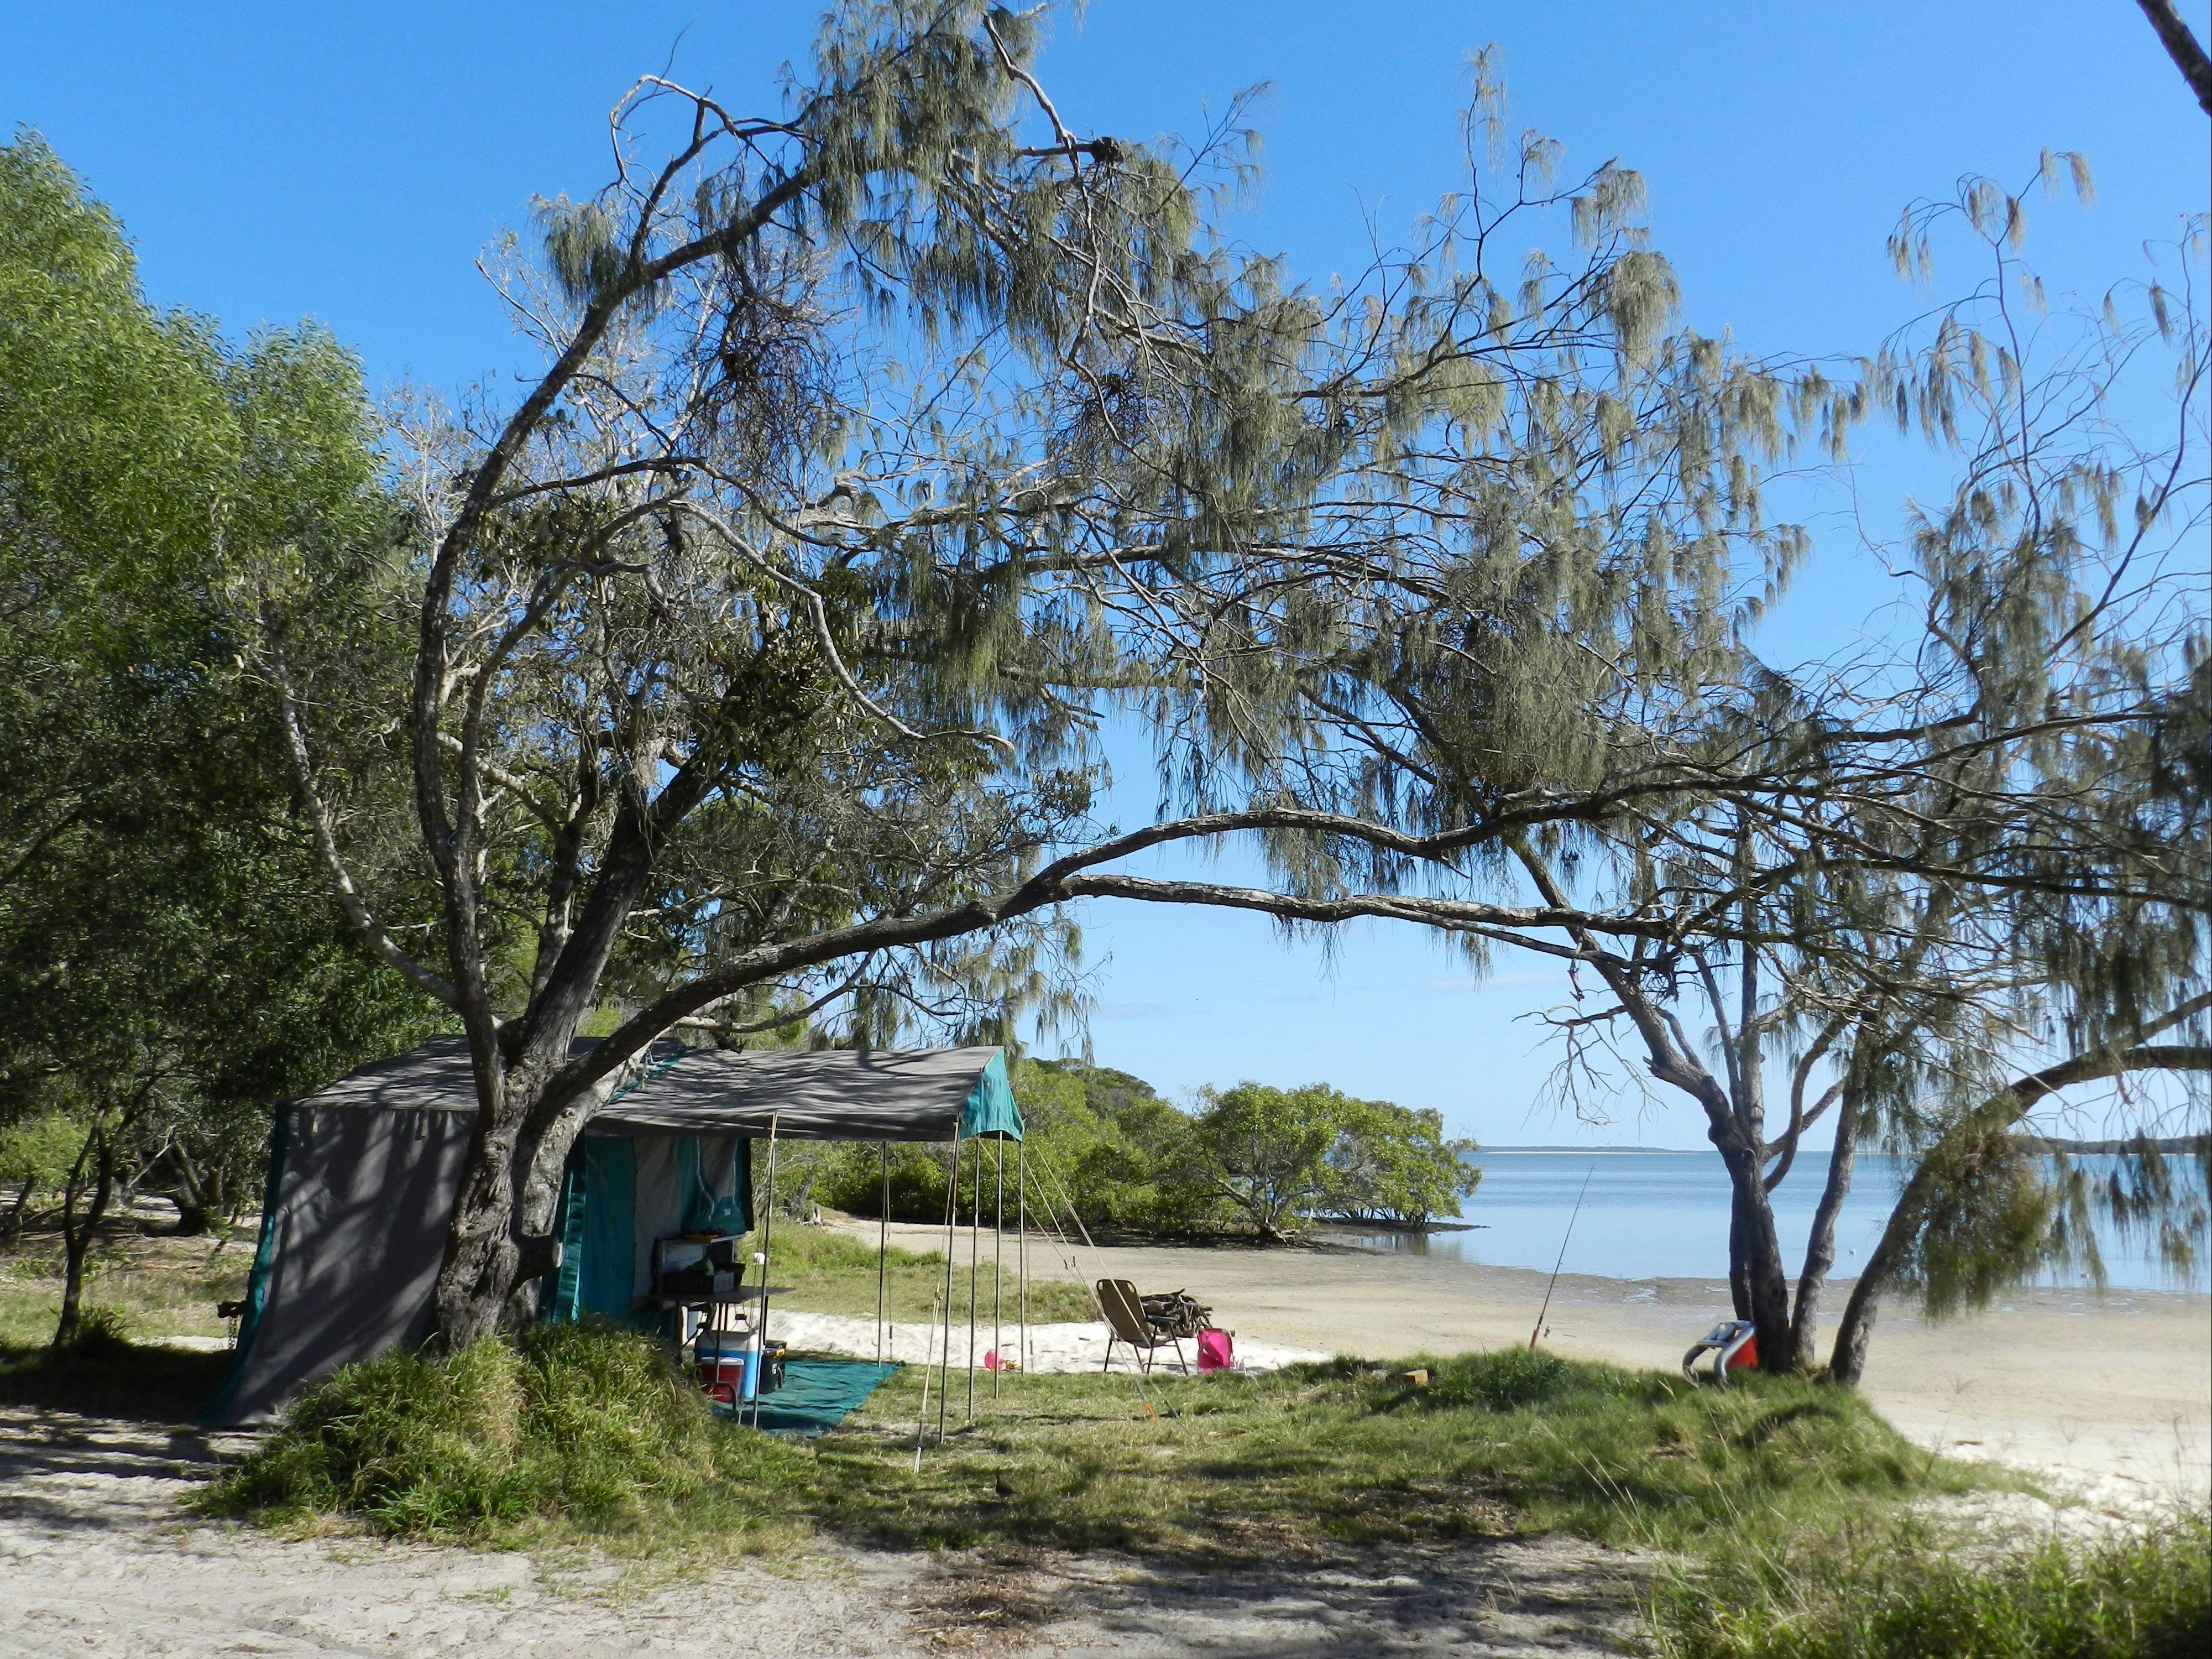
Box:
1330;1150;2209;1291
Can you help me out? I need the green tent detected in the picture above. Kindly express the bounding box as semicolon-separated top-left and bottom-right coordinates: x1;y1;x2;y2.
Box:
207;1040;1019;1424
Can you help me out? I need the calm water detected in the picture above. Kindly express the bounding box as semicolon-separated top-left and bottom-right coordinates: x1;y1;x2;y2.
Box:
1330;1151;2209;1292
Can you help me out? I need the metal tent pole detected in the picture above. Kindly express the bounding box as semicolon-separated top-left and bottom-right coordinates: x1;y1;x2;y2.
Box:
1017;1139;1029;1375
752;1113;780;1428
965;1139;980;1423
937;1130;958;1444
992;1139;1004;1400
876;1141;890;1362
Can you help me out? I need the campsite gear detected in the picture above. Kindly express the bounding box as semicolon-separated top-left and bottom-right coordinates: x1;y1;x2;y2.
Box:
749;1357;900;1438
205;1038;1022;1426
1098;1279;1193;1374
1138;1288;1212;1339
698;1337;786;1405
1196;1327;1235;1372
1530;1161;1597;1349
1682;1319;1760;1384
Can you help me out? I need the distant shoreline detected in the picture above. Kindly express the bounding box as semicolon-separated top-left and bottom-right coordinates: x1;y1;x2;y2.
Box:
1473;1145;1709;1155
1474;1138;2209;1156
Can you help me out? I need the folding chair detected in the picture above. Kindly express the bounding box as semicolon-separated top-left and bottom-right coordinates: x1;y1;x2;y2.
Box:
1097;1277;1191;1374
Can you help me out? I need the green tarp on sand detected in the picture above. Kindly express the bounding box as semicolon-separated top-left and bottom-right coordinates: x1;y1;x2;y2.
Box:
741;1358;902;1437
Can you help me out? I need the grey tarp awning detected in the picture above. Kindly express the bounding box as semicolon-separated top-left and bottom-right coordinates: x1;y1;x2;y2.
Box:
299;1036;1021;1141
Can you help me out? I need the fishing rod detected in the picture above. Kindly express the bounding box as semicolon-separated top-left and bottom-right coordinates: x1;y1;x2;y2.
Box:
1530;1161;1597;1350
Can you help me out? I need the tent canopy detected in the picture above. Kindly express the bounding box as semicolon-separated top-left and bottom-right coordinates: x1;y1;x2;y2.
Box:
307;1036;1022;1141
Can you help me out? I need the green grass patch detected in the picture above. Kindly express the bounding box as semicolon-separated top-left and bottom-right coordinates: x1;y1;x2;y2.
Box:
741;1222;1096;1324
1655;1511;2211;1659
803;1345;1979;1558
0;1227;248;1344
212;1333;1976;1564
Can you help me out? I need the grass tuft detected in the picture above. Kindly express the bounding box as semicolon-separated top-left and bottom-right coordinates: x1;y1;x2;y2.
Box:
1656;1511;2212;1659
204;1321;808;1544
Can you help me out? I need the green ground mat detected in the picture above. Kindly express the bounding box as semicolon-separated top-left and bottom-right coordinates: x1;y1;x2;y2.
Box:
737;1357;901;1437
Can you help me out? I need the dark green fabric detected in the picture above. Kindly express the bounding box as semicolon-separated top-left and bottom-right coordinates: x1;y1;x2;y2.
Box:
677;1136;747;1232
577;1135;636;1322
741;1358;901;1437
547;1152;589;1322
200;1103;293;1426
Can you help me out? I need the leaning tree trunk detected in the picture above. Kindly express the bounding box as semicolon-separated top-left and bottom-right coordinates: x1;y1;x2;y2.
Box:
53;1125;116;1348
1790;1091;1862;1366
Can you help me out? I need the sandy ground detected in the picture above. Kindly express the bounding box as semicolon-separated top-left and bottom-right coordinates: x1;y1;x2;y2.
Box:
820;1219;2212;1506
769;1308;1331;1373
3;1225;2201;1656
0;1404;1650;1657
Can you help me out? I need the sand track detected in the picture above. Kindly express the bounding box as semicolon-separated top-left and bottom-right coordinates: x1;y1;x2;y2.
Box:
0;1404;1650;1657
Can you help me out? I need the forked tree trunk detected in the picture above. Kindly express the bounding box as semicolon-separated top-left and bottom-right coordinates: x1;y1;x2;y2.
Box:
428;1051;599;1348
1718;1138;1797;1371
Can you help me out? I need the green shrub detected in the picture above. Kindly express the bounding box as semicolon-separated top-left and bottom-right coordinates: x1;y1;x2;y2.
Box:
1419;1346;1577;1411
205;1322;803;1540
1659;1513;2212;1659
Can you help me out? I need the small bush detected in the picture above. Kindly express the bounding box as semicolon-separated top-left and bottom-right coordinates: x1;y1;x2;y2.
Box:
56;1303;133;1353
205;1321;803;1540
1422;1347;1578;1411
1659;1514;2212;1659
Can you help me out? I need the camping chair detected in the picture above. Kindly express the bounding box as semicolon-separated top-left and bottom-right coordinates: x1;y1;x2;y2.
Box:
1097;1279;1191;1374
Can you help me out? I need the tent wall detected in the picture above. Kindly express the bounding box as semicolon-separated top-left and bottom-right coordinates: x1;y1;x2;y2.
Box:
205;1104;474;1425
212;1117;752;1423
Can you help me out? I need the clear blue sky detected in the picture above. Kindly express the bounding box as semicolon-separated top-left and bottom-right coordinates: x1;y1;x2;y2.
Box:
7;2;2205;1145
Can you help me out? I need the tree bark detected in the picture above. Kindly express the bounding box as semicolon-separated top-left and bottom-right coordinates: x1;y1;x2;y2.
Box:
2136;0;2212;115
1719;1135;1796;1369
1791;1088;1861;1366
53;1125;115;1348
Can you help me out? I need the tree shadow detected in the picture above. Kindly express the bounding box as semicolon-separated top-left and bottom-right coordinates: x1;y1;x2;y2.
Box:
0;1338;231;1422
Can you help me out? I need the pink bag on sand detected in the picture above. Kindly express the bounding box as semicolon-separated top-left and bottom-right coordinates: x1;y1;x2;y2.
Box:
1196;1327;1234;1372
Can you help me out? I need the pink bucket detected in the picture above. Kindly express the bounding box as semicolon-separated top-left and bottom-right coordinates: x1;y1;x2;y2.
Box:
1196;1328;1234;1372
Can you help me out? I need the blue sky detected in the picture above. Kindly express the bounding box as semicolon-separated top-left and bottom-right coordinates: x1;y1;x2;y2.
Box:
6;2;2205;1145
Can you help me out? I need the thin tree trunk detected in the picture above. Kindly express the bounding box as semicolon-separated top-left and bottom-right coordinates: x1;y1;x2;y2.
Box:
1727;1188;1752;1321
1828;1227;1896;1387
1829;1026;2212;1386
1;1178;34;1240
1792;1089;1861;1366
53;1125;115;1348
169;1146;212;1237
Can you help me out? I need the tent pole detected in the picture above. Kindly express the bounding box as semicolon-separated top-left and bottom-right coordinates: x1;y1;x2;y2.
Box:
876;1141;889;1363
913;1286;937;1473
1017;1139;1029;1376
965;1138;980;1423
992;1139;1004;1400
753;1113;780;1428
938;1130;958;1445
